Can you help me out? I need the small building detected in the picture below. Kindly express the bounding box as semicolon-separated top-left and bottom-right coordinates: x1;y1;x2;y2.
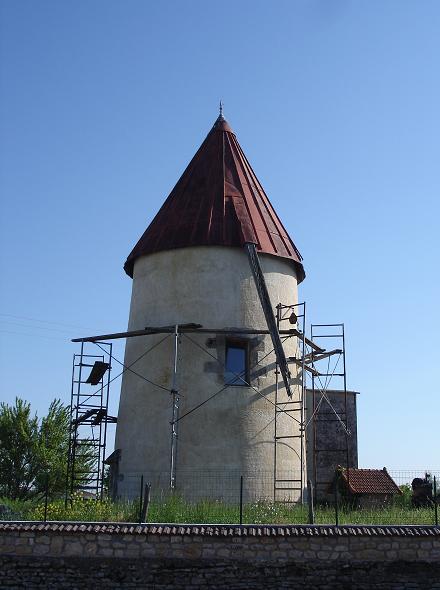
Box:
305;389;359;502
334;467;401;508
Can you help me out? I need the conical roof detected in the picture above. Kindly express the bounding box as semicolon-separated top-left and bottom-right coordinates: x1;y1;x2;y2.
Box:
124;114;305;283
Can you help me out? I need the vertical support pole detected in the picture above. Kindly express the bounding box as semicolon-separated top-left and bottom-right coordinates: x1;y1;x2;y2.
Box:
96;354;103;499
100;343;112;500
334;470;340;526
273;305;281;503
65;353;76;507
434;476;438;526
307;480;315;524
170;325;180;490
300;303;306;504
71;342;84;497
44;473;49;522
311;325;318;503
141;482;151;523
342;324;350;491
139;474;144;524
239;475;244;525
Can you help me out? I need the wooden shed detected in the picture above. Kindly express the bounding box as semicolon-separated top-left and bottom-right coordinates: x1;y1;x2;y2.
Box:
334;467;402;508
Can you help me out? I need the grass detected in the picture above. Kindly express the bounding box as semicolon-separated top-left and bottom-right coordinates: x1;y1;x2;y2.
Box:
0;493;437;525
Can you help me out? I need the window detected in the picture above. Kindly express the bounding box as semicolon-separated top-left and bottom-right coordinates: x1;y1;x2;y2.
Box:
225;340;249;386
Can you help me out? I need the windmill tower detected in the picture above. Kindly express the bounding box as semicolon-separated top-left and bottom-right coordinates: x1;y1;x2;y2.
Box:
113;110;307;502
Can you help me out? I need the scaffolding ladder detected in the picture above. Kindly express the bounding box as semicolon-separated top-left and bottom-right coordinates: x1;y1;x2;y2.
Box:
66;341;114;500
309;323;350;501
273;302;307;503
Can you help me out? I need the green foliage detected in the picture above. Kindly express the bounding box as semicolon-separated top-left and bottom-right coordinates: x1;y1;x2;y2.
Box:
1;493;435;526
146;494;237;524
26;491;137;522
0;398;93;500
244;500;308;525
394;484;412;507
0;398;39;500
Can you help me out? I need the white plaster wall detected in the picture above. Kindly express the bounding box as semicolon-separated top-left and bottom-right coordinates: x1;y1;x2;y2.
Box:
114;246;303;501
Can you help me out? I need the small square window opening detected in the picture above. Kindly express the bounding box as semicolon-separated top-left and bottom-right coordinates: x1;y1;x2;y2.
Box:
225;340;249;386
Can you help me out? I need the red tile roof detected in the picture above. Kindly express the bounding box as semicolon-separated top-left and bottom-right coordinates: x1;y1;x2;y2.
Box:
340;468;401;495
124;115;305;282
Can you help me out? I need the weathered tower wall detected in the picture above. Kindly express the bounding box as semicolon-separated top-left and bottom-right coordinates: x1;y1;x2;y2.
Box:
114;246;303;501
305;389;358;501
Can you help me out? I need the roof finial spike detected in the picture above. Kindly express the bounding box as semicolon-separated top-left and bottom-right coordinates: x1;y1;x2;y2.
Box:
219;100;224;118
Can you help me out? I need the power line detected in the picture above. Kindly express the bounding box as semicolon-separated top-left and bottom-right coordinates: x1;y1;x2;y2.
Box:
0;329;67;342
0;320;77;334
0;313;106;332
93;341;170;393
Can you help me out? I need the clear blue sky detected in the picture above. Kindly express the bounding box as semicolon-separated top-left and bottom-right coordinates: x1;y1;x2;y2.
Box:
1;1;439;470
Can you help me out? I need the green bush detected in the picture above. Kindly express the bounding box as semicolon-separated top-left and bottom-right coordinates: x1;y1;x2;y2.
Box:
23;492;136;523
394;484;412;507
0;398;93;501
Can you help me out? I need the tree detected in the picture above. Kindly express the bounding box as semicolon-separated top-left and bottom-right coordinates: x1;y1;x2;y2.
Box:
0;397;92;500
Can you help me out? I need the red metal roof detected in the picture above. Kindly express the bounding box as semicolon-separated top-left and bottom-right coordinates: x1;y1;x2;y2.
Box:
340;468;402;495
124;115;305;282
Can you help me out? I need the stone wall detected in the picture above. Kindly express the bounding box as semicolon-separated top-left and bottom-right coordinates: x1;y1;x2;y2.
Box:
1;522;439;589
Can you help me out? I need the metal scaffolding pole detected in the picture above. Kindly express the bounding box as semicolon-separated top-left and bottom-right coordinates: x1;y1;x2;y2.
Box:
66;342;113;500
169;325;180;490
273;304;281;502
310;323;349;502
273;301;307;503
299;306;306;504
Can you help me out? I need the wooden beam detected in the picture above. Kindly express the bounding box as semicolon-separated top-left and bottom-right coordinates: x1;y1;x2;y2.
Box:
290;329;325;353
72;325;300;343
245;243;293;398
287;357;321;377
303;349;342;363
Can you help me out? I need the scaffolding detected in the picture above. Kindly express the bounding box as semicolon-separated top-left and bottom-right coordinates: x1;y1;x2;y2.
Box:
66;341;114;500
69;319;351;504
308;323;350;501
273;302;306;502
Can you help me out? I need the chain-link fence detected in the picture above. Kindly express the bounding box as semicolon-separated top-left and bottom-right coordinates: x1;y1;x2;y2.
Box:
1;469;438;525
388;470;439;486
119;469;440;501
111;468;440;526
120;470;305;504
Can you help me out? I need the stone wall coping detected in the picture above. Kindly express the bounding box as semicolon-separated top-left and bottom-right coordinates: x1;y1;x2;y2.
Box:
1;521;439;538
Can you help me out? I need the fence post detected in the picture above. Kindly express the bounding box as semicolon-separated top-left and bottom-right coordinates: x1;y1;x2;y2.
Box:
239;475;243;525
141;483;151;523
334;471;339;526
307;480;315;524
434;476;438;526
138;475;144;524
44;473;49;522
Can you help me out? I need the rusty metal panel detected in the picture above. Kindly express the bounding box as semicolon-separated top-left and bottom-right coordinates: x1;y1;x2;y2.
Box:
124;114;305;282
